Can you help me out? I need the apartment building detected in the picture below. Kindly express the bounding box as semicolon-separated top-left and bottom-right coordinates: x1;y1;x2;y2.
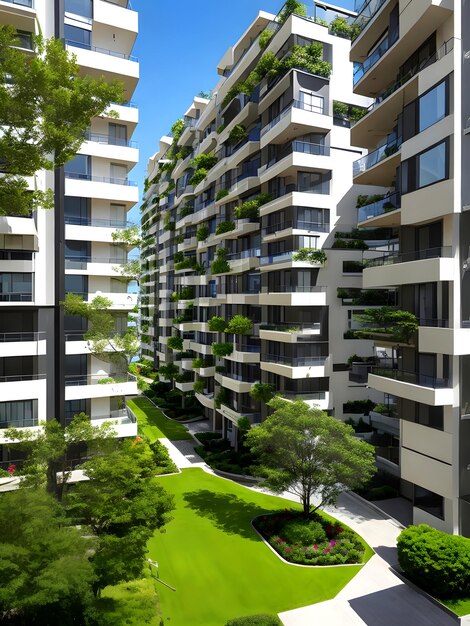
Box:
142;3;389;447
0;0;139;469
349;0;468;532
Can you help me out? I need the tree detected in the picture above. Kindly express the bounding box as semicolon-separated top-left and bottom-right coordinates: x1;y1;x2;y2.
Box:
4;413;115;500
353;306;418;343
65;437;174;595
157;362;180;389
245;397;376;516
0;27;123;216
250;382;275;404
113;258;141;283
63;293;139;372
0;489;95;625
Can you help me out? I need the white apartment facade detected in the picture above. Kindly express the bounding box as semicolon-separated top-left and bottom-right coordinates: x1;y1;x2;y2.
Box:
0;0;139;469
142;3;389;446
349;0;470;533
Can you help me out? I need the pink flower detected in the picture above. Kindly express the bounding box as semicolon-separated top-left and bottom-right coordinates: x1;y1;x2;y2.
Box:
313;544;318;550
7;464;15;476
324;548;331;554
330;539;337;547
285;548;292;553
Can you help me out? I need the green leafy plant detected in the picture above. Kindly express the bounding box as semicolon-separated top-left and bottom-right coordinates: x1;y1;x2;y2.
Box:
349;106;368;122
278;0;307;24
293;248;327;264
259;29;274;49
215;220;236;235
111;225;141;248
208;316;227;332
98;377;115;384
333;100;348;117
332;239;369;250
211;248;230;274
353;307;418;343
190;153;218;171
250;382;275;403
189;168;208;187
179;205;194;218
196;225;209;241
234;192;272;219
329;16;352;38
215;387;229;408
225;315;253;335
212;342;234;357
216;123;226;134
216;188;229;201
167;336;183;351
193;379;205;393
226;124;248;146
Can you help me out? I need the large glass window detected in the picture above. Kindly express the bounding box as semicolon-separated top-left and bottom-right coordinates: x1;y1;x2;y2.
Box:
65;0;93;18
0;273;32;301
414;485;444;519
64;24;91;49
418;141;447;188
64;155;91;180
419;81;447;133
297;171;330;194
65;275;88;296
0;400;37;428
64;197;90;225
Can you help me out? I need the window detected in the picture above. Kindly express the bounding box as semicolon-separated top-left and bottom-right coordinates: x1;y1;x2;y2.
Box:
414;485;444;519
419;81;447;132
64;155;91;180
0;273;32;301
418;141;447;188
0;400;37;428
299;90;324;114
65;399;87;424
64;24;91;49
65;274;88;296
64;197;90;225
297;171;330;194
65;0;93;18
109;123;128;147
15;30;33;50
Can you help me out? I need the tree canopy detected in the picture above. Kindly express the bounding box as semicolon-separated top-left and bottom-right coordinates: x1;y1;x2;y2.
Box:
245;397;376;515
0;26;123;216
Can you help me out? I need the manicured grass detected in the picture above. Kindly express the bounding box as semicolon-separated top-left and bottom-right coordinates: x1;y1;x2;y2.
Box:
149;468;371;626
127;396;192;441
95;577;162;625
441;598;470;617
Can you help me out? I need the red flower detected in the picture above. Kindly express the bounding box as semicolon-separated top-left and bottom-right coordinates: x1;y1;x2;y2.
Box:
330;539;337;547
324;548;331;554
7;464;15;476
313;544;318;550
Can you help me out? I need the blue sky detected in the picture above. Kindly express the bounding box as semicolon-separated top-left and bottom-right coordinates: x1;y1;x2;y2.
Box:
129;0;354;221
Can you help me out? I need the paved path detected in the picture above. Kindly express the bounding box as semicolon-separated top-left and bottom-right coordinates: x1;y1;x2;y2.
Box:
159;438;205;469
278;492;455;626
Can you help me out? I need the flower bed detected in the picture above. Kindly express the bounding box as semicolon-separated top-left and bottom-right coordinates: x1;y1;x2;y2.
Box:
254;511;365;565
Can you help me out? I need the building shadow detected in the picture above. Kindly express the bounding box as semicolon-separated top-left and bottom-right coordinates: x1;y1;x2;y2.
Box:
183;489;269;540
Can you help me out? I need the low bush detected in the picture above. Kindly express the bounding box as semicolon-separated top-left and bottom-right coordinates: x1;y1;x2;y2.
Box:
397;525;470;598
149;440;178;475
225;614;282;625
254;511;365;566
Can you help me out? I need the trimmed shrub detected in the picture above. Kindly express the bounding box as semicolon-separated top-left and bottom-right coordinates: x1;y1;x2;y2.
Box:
196;225;209;241
225;616;282;626
167;336;183;351
259;29;274;49
208;316;227;332
397;525;470;598
216;188;229;201
215;220;236;235
212;342;233;357
281;519;326;545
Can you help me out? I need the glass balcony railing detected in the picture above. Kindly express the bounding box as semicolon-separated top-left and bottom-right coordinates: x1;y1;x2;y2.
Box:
353;137;401;177
366;246;452;267
64;217;134;228
3;0;33;7
0;292;32;302
262;354;327;367
259;142;329;173
261;98;325;137
353;30;399;85
259;322;321;334
64;373;136;386
64;39;138;62
371;367;449;389
0;331;45;342
260;285;327;294
64;172;137;186
357;191;401;222
84;132;137;148
263;220;329;235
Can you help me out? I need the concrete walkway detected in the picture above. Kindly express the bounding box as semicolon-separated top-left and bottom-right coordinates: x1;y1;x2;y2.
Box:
278;492;455;626
159;437;205;469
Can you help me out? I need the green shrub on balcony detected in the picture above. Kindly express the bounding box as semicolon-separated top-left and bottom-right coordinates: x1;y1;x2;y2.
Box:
212;342;234;357
349;106;368;123
192;357;213;369
189;168;208;187
329;16;353;39
234;192;272;219
215;365;226;374
352;307;418;344
293;248;327;264
343;399;375;415
193;379;205;393
225;315;253;335
179;205;194;218
332;239;369;250
175;234;184;244
170;286;195;302
167;336;183;351
250;382;275;403
215;386;229;408
226;124;248;146
211;248;230;274
278;0;307;24
196;225;209;241
208;316;227;332
259;29;274;49
333;101;348;117
216;188;229;201
216;123;225;134
174;251;184;264
215;220;235;235
190;153;218;171
356;194;386;208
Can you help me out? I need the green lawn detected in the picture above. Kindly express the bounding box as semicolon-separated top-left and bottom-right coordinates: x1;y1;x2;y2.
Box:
441;598;470;617
127;396;192;441
149;468;371;626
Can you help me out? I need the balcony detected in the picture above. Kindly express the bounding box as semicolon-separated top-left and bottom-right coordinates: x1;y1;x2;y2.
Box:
258;141;331;183
81;132;138;163
260;98;332;147
219;403;261;426
0;331;46;357
259;322;321;343
282;390;330;411
64;255;135;277
363;246;454;288
93;0;138;35
353;30;399;86
418;327;470;356
195;391;215;409
259;285;327;307
262;219;329;238
65;173;138;204
64;373;137;400
0;375;46;403
357;191;401;226
368;367;453;406
368;410;399;437
353;137;401;185
0;291;32;303
261;353;329;379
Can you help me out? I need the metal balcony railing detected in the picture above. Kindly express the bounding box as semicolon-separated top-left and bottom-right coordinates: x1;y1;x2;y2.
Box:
84;132;137;148
0;373;46;383
260;285;326;294
263;220;329;235
366;246;452;267
0;292;32;302
64;172;137;186
64;39;138;62
262;353;327;367
0;331;45;342
371;367;449;389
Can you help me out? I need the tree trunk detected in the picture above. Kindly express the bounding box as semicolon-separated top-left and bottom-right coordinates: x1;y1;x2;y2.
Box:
302;495;310;518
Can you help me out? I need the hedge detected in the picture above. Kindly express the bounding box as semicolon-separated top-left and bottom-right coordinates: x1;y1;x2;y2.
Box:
225;615;282;625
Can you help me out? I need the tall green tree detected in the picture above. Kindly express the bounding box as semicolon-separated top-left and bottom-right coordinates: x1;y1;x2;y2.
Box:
0;489;95;625
4;412;115;500
63;293;139;372
0;26;123;215
65;437;174;595
245;397;376;516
